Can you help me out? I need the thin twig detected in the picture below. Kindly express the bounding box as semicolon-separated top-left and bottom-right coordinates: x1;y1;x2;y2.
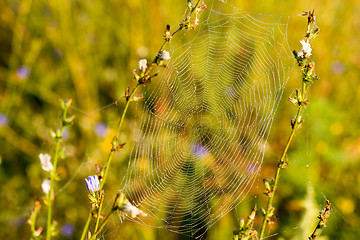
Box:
309;200;332;240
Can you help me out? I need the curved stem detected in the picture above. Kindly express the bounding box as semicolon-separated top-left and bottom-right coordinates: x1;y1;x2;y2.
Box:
100;83;140;189
88;84;141;237
46;105;68;240
80;211;92;240
259;105;304;239
94;193;104;232
90;211;115;240
46;133;62;239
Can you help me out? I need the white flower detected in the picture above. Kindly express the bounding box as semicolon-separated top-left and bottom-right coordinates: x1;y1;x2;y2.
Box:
138;59;147;72
157;50;171;61
297;39;312;58
39;153;53;172
42;179;51;194
122;201;147;218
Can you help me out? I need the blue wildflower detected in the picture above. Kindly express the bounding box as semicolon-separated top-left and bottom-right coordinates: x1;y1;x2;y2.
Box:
85;175;100;194
94;122;107;138
16;66;30;79
0;113;9;126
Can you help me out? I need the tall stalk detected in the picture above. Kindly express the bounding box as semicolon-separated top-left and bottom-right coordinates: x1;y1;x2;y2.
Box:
259;10;320;239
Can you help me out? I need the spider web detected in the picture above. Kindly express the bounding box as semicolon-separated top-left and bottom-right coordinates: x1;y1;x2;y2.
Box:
118;1;292;238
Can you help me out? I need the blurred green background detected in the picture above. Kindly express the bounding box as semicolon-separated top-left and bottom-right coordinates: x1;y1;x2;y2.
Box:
0;0;359;239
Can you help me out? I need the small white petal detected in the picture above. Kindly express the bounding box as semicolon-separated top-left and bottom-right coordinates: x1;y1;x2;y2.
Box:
298;39;312;58
138;59;147;72
42;179;51;195
160;50;171;60
122;202;147;218
39;153;53;172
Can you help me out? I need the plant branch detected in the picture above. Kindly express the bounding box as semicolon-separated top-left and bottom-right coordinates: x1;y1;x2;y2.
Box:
259;105;304;239
309;200;332;240
46;99;73;240
259;10;319;239
80;211;92;240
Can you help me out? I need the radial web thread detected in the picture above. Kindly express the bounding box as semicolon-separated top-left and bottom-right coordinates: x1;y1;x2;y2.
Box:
119;1;292;238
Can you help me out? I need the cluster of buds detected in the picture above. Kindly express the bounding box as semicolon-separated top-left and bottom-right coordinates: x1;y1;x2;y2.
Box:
113;192;147;218
233;208;258;240
263;179;274;197
293;10;320;67
309;200;332;240
85;175;104;213
132;50;170;86
110;136;126;152
155;50;171;68
50;99;75;141
180;0;207;30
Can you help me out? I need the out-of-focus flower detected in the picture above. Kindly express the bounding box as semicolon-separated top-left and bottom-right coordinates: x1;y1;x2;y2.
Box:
42;179;51;194
297;39;312;58
16;66;30;79
193;143;208;158
331;61;345;75
138;59;147;72
157;50;171;61
39;153;53;172
34;227;43;237
122;201;147;218
61;223;75;237
0;113;9;126
85;175;100;194
62;128;70;140
94;122;108;138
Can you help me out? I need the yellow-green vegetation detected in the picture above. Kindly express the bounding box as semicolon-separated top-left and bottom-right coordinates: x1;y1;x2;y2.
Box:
0;0;359;239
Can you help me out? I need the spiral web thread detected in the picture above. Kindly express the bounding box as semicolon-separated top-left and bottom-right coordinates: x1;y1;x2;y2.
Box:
118;1;292;238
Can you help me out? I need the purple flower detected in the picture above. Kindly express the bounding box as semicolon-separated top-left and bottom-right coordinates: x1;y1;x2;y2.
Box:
331;61;345;75
193;143;208;158
61;223;75;237
94;122;107;138
85;175;100;194
16;66;30;79
0;113;9;126
62;128;69;140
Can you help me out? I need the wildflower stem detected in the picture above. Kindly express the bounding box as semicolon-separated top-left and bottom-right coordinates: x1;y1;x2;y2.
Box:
80;211;92;240
144;0;201;76
46;99;72;240
29;200;41;239
309;200;332;240
85;84;140;237
94;192;105;233
259;105;304;239
89;210;116;240
100;83;141;189
259;10;319;239
46;129;62;239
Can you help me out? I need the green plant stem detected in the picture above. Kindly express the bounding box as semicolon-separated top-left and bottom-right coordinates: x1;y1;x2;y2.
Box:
100;83;140;189
46;137;60;240
80;212;92;240
94;193;104;233
46;106;68;240
259;104;304;239
89;210;115;240
87;84;140;237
